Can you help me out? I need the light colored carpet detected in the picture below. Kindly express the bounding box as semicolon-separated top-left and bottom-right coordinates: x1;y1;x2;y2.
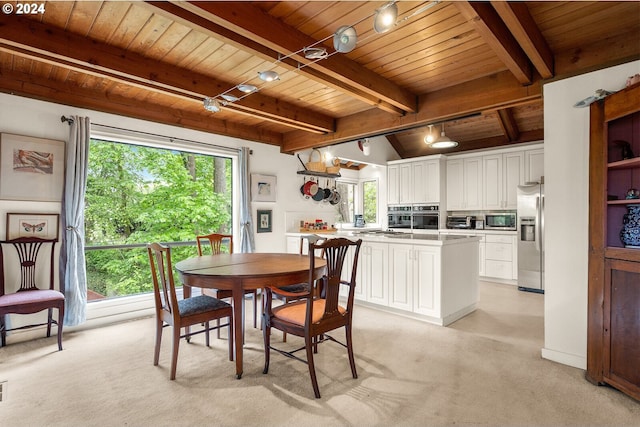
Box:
1;281;638;426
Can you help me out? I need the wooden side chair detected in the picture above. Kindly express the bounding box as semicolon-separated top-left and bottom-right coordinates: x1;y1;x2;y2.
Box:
262;237;362;398
0;237;64;351
147;242;233;380
276;234;326;342
196;233;258;336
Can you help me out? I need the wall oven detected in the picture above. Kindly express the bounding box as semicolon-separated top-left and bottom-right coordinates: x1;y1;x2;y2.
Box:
387;205;412;230
412;205;439;231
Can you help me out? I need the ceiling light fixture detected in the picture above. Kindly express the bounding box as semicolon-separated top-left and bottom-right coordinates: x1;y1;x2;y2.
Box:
203;1;440;114
424;124;435;144
374;2;398;33
237;84;257;94
333;25;358;53
358;138;371;156
258;70;280;82
430;123;458;149
303;47;329;60
203;97;221;112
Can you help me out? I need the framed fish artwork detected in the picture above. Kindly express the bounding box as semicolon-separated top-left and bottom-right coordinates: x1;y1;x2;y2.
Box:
0;133;65;202
5;213;60;240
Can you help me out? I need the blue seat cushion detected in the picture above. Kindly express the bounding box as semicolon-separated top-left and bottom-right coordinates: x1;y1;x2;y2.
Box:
178;295;230;317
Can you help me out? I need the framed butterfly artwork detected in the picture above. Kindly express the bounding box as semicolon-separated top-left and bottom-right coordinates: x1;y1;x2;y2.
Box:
6;213;59;241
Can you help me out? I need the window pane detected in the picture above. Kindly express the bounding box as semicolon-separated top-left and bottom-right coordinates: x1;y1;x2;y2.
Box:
335;181;355;224
85;139;233;299
363;180;378;224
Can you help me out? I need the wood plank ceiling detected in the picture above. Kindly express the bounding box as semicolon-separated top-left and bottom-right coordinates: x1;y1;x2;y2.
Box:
0;1;638;158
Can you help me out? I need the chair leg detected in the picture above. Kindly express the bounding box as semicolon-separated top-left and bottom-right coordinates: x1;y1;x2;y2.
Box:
305;334;321;398
56;304;64;351
217;318;221;339
252;290;258;329
0;315;6;347
46;308;53;337
262;316;270;374
345;324;358;379
227;316;234;361
170;326;181;380
205;321;210;347
153;318;163;366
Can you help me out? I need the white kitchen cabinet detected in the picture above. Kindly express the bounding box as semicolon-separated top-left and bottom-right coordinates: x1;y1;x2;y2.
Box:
478;234;486;277
483;152;524;210
412;245;441;318
399;163;412;204
484;234;515;280
388;243;413;311
388;243;441;317
387;164;399;205
388;157;444;205
412;159;442;204
447;157;483;210
525;147;544;184
358;241;388;305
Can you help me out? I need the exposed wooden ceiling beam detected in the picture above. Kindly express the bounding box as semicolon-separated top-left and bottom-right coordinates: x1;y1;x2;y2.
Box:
282;70;542;153
171;0;416;114
497;108;520;142
0;16;334;134
491;1;554;79
455;2;532;85
0;67;283;146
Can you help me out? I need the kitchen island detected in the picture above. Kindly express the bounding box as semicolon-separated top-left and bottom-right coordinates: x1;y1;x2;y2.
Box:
286;231;480;326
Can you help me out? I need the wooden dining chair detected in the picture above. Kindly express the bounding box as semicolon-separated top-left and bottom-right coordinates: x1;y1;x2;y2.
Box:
196;233;258;337
275;234;325;342
0;237;65;351
262;237;362;398
147;242;233;380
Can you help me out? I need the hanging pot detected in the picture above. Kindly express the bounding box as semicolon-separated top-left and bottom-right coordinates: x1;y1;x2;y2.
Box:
303;179;318;196
300;184;309;199
312;184;325;201
330;190;341;205
323;180;332;201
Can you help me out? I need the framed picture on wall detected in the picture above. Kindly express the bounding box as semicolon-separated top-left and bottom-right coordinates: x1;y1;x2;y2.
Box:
251;174;277;202
0;133;65;202
6;213;60;241
257;209;272;233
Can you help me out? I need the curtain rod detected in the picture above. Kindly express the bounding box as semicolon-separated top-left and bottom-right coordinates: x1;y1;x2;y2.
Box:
61;115;249;155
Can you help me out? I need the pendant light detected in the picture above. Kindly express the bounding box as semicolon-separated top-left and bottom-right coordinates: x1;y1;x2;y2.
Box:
258;70;280;82
424;124;435;144
430;123;458;149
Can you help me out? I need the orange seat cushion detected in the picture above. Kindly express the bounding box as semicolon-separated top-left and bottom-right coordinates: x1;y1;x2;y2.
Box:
273;299;345;326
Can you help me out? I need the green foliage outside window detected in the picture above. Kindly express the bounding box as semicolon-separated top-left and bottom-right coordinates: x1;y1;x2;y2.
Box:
85;140;232;298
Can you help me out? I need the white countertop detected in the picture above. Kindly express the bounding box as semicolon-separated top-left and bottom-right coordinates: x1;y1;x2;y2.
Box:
287;230;481;246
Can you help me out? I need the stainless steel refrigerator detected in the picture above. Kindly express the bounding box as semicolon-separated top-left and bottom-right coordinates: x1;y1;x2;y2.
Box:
517;182;544;293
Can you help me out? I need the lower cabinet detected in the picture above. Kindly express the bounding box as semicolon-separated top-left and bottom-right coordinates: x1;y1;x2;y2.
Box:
361;242;389;305
603;258;640;399
388;244;441;318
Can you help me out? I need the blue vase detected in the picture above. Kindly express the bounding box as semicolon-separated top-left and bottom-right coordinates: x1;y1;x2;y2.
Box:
620;205;640;248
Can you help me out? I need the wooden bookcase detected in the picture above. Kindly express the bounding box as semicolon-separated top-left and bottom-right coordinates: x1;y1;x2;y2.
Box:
587;82;640;401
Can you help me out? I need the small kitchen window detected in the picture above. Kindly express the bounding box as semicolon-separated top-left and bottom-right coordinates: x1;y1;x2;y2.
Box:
334;178;379;227
363;179;378;224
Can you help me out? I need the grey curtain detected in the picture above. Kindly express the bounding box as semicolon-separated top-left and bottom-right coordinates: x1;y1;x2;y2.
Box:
239;147;255;253
60;116;90;326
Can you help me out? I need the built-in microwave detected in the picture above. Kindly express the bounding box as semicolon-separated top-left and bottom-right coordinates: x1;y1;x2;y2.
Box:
484;212;517;230
388;205;412;230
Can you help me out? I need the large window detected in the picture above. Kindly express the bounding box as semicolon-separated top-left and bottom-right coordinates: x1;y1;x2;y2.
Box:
84;138;233;299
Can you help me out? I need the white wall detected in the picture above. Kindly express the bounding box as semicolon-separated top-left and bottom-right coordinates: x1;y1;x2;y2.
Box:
542;60;640;369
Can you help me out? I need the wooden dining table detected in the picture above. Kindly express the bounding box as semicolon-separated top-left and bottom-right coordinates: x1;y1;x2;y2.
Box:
174;252;326;379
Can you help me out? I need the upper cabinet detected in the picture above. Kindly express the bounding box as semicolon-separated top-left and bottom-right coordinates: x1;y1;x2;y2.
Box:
388;156;445;205
447;144;542;211
446;157;483;210
483;152;525;210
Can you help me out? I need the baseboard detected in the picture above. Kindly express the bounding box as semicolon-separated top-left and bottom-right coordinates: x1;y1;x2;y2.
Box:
541;347;586;370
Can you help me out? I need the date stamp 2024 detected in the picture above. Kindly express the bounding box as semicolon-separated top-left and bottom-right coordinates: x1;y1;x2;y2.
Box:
2;3;45;15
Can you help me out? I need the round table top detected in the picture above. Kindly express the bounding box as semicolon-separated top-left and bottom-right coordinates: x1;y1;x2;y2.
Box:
175;252;325;279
